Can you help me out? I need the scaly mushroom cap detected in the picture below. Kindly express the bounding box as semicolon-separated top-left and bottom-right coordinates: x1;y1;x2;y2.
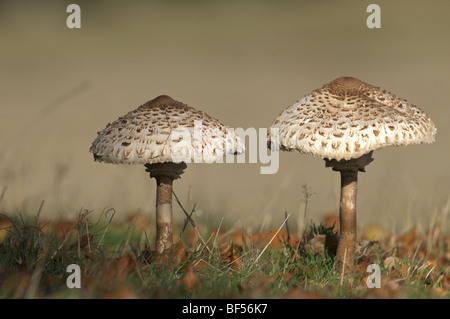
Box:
90;95;245;164
269;77;437;160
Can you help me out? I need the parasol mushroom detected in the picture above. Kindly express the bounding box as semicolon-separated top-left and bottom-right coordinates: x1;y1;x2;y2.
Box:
90;95;244;252
268;76;436;270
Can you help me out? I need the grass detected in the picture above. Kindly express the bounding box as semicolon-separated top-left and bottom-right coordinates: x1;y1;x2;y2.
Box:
0;203;449;299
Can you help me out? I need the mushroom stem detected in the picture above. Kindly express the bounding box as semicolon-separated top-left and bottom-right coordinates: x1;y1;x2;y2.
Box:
155;175;174;252
145;162;187;252
325;151;374;272
336;168;358;269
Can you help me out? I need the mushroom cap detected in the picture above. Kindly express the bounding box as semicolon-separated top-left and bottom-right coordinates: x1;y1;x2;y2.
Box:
268;76;437;161
90;95;245;164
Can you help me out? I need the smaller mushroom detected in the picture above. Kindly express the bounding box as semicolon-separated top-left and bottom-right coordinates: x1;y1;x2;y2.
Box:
90;95;244;252
268;76;436;271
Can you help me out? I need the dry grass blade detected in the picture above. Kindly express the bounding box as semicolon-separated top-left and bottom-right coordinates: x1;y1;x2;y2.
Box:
255;213;291;263
212;217;224;253
118;213;138;256
340;248;347;286
34;200;45;225
97;208;116;249
0;213;20;235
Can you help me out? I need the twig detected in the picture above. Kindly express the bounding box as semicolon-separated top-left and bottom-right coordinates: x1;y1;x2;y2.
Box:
181;203;197;234
41;81;89;116
284;211;290;244
173;190;196;228
173;190;213;256
0;186;7;204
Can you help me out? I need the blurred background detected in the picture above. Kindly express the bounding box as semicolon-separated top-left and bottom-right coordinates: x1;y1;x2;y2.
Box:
0;0;449;234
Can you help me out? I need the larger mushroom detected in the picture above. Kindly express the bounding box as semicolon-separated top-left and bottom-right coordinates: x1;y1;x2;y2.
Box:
268;76;436;270
90;95;244;252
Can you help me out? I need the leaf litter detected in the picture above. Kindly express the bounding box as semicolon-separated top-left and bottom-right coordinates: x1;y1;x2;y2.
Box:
0;207;449;299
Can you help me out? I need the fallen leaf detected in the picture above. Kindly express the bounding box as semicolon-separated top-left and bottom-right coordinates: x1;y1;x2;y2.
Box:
383;256;401;273
218;241;242;269
229;254;242;270
367;275;401;299
102;286;139;299
231;230;252;249
1;272;32;298
397;227;418;245
193;259;209;270
355;240;381;262
185;228;199;249
178;264;200;292
0;215;13;242
322;212;339;234
282;287;325;299
306;234;326;256
252;229;298;248
126;211;149;232
144;241;188;266
356;259;371;277
275;271;294;283
431;287;448;298
112;254;135;278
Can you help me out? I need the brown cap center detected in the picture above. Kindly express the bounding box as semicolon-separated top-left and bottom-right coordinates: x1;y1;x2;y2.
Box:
151;95;174;104
329;76;366;96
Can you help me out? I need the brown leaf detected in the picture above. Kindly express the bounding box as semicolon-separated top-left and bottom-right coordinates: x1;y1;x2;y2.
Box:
0;215;13;242
193;259;209;270
323;212;339;234
440;274;450;290
126;211;149;232
68;234;95;257
178;264;200;292
102;254;136;288
383;256;401;273
431;287;448;298
229;254;242;270
397;227;418;245
144;241;188;266
252;229;298;248
366;275;401;299
355;240;381;262
356;259;371;277
241;273;274;298
282;287;325;299
399;263;410;278
2;272;31;298
218;241;242;269
219;241;232;260
40;220;76;238
185;228;199;250
306;234;326;256
102;286;140;299
231;230;252;248
275;271;294;283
